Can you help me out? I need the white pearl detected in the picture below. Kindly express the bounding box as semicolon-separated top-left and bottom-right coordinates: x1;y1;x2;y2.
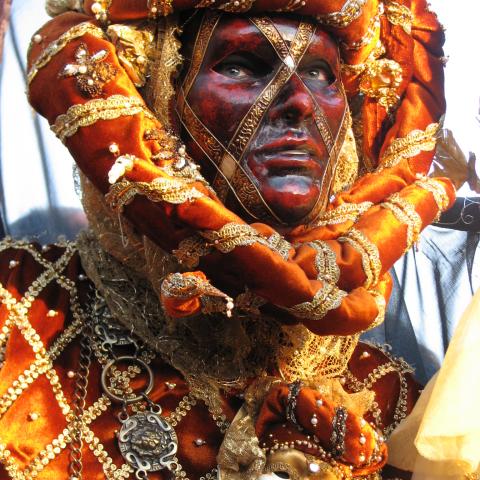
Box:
78;65;88;74
67;371;75;379
8;260;19;269
33;34;43;44
360;351;371;359
87;78;94;86
109;143;119;154
78;274;87;281
359;435;366;445
308;463;320;473
63;64;77;75
194;438;206;446
91;2;103;14
47;310;58;317
359;454;366;463
178;146;186;156
310;416;318;426
316;399;323;407
28;412;40;421
226;301;234;310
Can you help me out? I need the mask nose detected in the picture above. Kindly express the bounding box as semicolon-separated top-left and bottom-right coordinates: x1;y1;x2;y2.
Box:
267;74;315;126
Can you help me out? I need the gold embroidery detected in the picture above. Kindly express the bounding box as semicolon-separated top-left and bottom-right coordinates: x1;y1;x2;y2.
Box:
339;228;381;289
359;58;403;111
147;0;174;17
385;1;414;34
287;283;347;321
415;176;450;214
341;5;382;51
28;22;106;85
363;292;386;331
341;41;385;76
89;0;111;23
308;240;341;284
173;235;213;268
380;123;440;168
107;23;156;88
51;95;156;143
277;0;306;12
314;202;373;226
201;223;270;253
218;0;256;12
381;193;422;251
60;43;117;98
105;177;204;212
266;232;292;260
316;0;367;29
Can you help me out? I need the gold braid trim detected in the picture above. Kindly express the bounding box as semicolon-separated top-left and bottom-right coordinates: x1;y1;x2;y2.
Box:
362;291;386;332
316;0;367;28
308;240;341;284
380;123;440;168
339;228;381;289
414;176;450;218
201;223;270;253
51;95;157;143
381;193;422;251
314;202;373;226
173;235;213;268
105;177;204;212
286;283;348;321
385;1;413;34
341;4;382;51
266;232;292;260
28;22;106;85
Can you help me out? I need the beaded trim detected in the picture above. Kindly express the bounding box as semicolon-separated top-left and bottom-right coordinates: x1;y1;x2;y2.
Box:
51;95;156;143
28;22;106;85
316;0;367;29
381;193;422;252
309;240;341;284
339;229;381;290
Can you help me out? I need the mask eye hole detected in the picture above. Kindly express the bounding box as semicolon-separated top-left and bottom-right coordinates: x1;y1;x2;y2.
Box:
213;52;273;80
273;472;290;479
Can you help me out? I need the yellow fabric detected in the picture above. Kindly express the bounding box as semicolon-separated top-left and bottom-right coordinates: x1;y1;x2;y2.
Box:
387;288;480;478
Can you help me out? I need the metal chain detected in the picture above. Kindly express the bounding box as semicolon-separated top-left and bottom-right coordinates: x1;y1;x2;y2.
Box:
68;322;93;480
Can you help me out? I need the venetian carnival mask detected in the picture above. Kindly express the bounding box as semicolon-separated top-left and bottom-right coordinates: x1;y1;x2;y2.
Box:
177;13;349;226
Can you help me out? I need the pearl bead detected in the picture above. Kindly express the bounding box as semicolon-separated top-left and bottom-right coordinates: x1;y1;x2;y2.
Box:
47;310;58;317
151;7;158;13
339;377;346;385
33;34;43;44
359;454;366;463
28;412;40;421
109;143;119;154
91;2;103;14
78;274;87;281
360;351;371;359
87;78;94;86
310;415;318;426
78;65;88;74
178;146;186;156
226;301;234;310
67;371;75;379
165;382;176;390
316;399;323;407
8;260;19;269
359;435;366;445
194;438;206;447
308;463;320;473
360;418;367;427
42;245;49;252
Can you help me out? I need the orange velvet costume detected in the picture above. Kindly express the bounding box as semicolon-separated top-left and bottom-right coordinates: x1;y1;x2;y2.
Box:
0;0;455;478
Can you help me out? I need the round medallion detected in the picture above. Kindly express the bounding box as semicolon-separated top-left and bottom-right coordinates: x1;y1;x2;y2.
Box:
118;412;178;473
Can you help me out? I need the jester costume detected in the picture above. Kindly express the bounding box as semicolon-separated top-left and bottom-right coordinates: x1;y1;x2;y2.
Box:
0;0;454;478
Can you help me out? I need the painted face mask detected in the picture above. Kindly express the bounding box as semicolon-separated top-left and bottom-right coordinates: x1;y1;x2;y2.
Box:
177;13;349;226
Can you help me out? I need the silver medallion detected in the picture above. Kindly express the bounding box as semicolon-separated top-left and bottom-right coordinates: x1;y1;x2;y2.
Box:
118;412;178;473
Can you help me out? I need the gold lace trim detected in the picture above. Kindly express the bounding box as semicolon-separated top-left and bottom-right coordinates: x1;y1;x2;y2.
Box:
105;177;204;212
28;22;106;85
308;240;341;284
201;223;270;253
287;283;348;321
380;123;440;168
314;202;373;227
51;95;156;143
316;0;367;28
339;228;381;290
385;1;413;34
381;193;422;251
415;176;450;215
